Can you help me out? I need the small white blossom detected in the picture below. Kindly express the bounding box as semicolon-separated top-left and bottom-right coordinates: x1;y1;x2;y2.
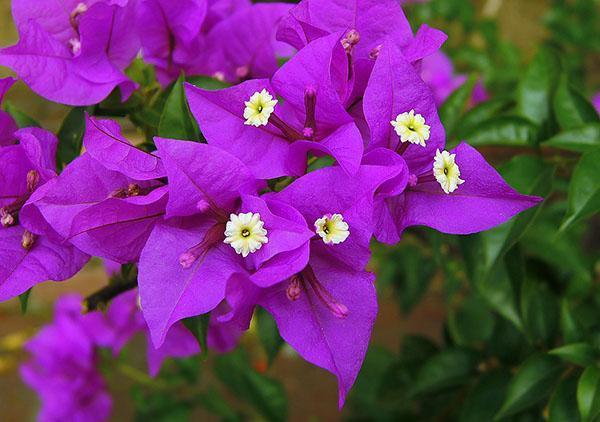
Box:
224;212;268;257
243;89;278;127
390;110;430;147
433;149;464;194
314;214;349;245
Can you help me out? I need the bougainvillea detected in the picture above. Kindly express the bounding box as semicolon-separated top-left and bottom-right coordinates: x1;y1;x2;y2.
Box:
2;0;574;419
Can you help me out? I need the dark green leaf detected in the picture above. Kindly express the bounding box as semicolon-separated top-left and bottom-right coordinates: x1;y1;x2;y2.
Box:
481;155;554;272
543;124;600;153
578;366;600;422
411;348;478;396
553;74;600;131
57;107;87;169
158;74;200;141
549;376;580;422
460;369;511;422
4;102;40;128
255;307;283;365
549;343;598;367
560;149;600;232
182;314;210;359
196;388;242;422
440;74;476;136
520;277;559;345
455;98;512;140
400;335;439;363
561;300;586;344
448;295;495;346
215;349;287;422
516;46;561;126
466;116;538;147
495;354;563;419
18;289;31;314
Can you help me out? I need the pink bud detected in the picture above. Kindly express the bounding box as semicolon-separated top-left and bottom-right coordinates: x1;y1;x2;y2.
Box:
369;44;382;59
341;29;360;52
21;230;37;251
26;170;40;192
236;65;250;80
408;174;418;187
0;209;14;227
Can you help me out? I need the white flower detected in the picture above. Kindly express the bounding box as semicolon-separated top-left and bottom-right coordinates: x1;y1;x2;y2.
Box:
314;214;350;245
224;212;268;257
433;149;464;194
390;109;430;147
243;89;278;127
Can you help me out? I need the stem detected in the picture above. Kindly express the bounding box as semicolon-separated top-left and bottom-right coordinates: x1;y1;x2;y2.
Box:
83;279;137;312
269;113;304;141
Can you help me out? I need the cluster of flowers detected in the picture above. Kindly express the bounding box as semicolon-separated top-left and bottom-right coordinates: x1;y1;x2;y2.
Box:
0;0;541;411
21;289;198;420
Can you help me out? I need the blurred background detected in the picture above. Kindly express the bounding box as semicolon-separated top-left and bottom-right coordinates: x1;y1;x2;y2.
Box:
1;0;599;421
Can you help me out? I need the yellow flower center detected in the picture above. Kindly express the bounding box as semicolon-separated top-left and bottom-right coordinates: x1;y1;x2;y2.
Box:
243;89;278;127
433;149;465;194
314;214;350;245
224;212;268;257
390;109;431;147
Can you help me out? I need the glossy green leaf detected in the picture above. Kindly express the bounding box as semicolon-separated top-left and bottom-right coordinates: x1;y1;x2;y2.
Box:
182;314;210;359
158;73;201;141
495;354;563;419
553;74;600;131
560;149;600;232
543;124;600;153
466;116;538;147
440;74;476;136
549;343;598;367
578;366;600;422
255;307;283;365
57;107;87;169
516;46;561;126
460;369;511;422
18;288;31;314
214;349;287;422
411;348;477;396
549;376;580;422
4;101;40;128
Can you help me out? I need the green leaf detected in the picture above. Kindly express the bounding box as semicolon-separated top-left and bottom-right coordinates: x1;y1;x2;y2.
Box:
214;349;287;422
466;116;538;147
182;314;210;359
495;354;563;419
516;46;561;126
460;369;511;422
448;295;495;347
18;288;31;314
57;107;87;169
388;244;436;314
543;124;600;153
455;98;511;140
520;277;559;346
561;300;586;344
255;307;283;365
578;366;600;422
158;73;201;141
400;335;439;363
549;376;580;422
549;343;598;367
553;74;600;131
186;75;229;91
4;102;40;128
481;155;554;272
560;149;600;232
439;74;476;136
411;348;478;396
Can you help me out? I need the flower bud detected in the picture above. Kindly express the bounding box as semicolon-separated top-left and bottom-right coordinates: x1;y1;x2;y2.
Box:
21;230;37;251
286;276;302;301
26;170;40;192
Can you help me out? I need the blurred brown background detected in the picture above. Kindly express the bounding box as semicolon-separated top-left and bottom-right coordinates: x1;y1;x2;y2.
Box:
0;0;575;420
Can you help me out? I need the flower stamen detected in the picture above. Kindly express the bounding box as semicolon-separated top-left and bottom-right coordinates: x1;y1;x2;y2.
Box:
314;213;349;245
224;212;268;257
390;110;430;147
243;89;278;127
433;149;464;194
